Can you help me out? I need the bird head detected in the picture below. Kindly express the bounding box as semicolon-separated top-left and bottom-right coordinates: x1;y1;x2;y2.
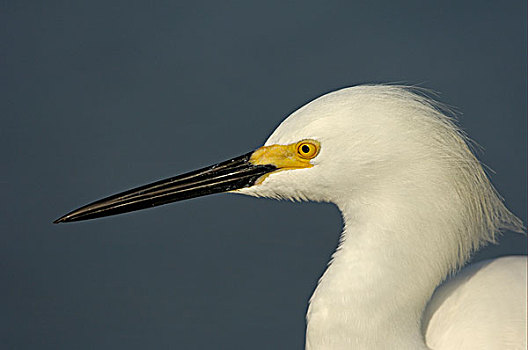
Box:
54;84;524;248
235;86;422;204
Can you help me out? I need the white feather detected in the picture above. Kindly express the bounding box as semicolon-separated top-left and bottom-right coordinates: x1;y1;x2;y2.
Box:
237;85;525;349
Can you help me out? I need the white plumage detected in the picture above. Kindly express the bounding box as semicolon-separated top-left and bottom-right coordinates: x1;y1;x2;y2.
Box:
424;257;526;349
236;85;526;349
56;84;526;349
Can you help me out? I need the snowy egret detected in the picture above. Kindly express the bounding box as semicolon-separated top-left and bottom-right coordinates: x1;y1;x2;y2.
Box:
55;85;526;349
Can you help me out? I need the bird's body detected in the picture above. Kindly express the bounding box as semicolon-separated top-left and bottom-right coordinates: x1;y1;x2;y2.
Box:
55;85;526;349
424;256;526;350
237;86;526;348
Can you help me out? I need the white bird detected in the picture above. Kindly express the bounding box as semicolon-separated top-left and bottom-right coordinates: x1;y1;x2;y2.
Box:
55;85;527;349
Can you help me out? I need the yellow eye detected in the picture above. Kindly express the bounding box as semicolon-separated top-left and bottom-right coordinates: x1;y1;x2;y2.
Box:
296;140;320;159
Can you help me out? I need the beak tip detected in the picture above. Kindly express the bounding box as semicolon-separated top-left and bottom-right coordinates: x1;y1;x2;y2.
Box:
53;216;68;224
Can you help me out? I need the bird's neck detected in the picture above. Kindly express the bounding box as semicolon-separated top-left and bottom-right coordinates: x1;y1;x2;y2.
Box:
306;198;454;350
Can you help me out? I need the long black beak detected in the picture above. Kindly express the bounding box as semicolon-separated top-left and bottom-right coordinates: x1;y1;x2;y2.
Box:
53;152;276;223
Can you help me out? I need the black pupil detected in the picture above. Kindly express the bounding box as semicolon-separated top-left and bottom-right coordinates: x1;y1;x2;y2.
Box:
301;145;310;154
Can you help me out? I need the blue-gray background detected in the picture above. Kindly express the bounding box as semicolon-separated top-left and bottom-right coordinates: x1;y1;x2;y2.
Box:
2;1;526;349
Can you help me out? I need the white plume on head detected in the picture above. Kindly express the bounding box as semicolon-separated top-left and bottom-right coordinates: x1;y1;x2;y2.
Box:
238;85;524;270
